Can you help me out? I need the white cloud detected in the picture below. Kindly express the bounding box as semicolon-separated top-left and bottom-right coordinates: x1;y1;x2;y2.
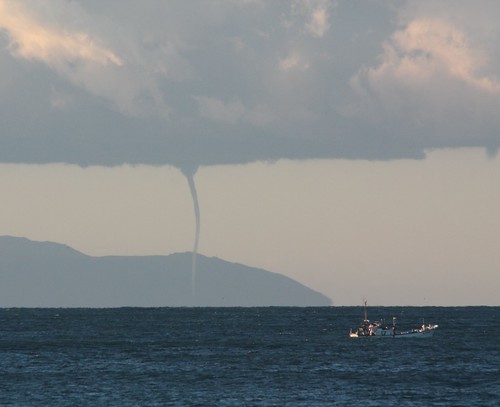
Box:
345;18;500;139
306;6;330;38
390;19;500;93
290;0;333;38
0;0;169;117
0;1;122;66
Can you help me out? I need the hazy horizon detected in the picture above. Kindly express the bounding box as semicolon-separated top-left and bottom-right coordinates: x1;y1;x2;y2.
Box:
2;148;497;306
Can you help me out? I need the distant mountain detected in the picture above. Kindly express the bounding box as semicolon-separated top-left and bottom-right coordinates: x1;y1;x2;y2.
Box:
0;236;331;307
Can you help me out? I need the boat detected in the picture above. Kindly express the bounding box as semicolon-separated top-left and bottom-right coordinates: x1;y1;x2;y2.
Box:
349;300;438;338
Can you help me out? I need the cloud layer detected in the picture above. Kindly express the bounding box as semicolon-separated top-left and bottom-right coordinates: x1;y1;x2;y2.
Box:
0;0;499;168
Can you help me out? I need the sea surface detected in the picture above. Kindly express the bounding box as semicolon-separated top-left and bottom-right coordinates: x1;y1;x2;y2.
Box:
0;307;498;406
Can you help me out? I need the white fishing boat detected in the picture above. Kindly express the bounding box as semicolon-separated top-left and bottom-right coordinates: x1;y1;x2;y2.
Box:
349;301;438;338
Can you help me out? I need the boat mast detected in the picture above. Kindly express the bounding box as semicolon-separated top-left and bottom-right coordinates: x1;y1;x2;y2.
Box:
363;299;368;322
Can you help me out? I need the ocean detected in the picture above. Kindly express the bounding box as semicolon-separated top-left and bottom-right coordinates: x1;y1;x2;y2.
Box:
0;307;498;406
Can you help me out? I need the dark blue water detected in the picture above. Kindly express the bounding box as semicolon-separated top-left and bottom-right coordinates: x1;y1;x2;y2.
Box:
0;307;498;406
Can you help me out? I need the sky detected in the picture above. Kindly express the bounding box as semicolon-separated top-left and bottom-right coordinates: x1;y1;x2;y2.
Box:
0;0;499;305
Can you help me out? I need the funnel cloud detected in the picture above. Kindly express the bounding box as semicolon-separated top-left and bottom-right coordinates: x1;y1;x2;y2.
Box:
182;167;201;301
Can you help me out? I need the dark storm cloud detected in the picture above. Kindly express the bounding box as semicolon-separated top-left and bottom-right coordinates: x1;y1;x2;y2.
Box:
0;0;499;170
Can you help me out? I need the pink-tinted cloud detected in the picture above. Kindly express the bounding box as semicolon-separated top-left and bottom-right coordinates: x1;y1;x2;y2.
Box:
0;1;121;67
345;17;500;141
0;0;168;117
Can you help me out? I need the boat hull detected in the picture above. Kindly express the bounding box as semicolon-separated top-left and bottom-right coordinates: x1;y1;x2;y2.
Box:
349;324;438;338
